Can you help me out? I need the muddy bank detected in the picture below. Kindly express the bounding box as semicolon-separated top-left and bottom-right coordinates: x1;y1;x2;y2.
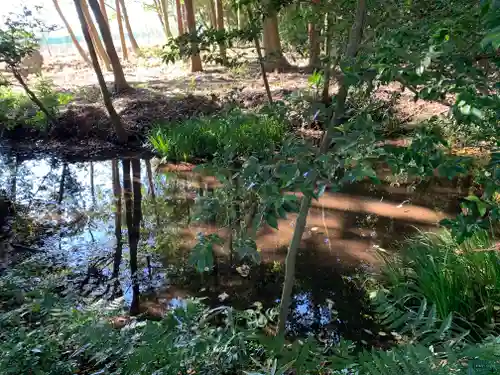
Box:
0;90;221;160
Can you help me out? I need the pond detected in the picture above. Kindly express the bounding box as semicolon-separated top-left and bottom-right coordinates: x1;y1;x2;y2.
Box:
0;151;463;345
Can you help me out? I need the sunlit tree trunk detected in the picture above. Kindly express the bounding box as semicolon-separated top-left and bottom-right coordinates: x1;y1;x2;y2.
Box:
115;0;129;60
215;0;228;66
277;0;367;336
160;0;173;37
175;0;184;35
81;0;111;70
53;0;91;66
119;0;140;54
74;0;129;143
89;0;130;92
184;0;203;72
321;13;334;104
262;13;289;72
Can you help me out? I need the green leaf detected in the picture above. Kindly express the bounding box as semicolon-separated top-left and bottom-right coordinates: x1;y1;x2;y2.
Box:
266;212;279;229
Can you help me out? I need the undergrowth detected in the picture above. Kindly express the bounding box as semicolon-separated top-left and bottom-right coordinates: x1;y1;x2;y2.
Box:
0;76;72;131
148;109;287;161
375;230;500;337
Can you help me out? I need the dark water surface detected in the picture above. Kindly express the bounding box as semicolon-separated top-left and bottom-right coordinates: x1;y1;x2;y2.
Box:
0;152;462;343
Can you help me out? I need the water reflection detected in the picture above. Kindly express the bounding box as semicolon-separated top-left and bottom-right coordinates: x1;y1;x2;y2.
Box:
0;151;461;341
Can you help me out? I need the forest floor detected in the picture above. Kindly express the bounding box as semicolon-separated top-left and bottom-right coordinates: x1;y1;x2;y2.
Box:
2;53;449;160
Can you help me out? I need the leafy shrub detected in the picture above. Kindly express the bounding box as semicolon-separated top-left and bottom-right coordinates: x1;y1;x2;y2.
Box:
149;109;287;161
0;76;72;131
376;230;500;335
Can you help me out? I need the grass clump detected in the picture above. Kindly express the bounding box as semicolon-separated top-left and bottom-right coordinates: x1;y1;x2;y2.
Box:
377;230;500;333
148;109;287;161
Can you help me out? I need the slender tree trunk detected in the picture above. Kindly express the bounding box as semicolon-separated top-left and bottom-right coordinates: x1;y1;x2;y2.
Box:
115;0;129;61
81;0;111;70
74;0;129;143
321;13;334;104
112;159;123;297
184;0;203;72
89;0;130;92
208;0;217;28
11;68;56;125
308;21;321;68
215;0;228;66
160;0;172;37
9;155;19;201
53;0;91;66
276;0;367;336
175;0;184;35
119;0;140;54
248;9;271;103
99;0;109;23
262;13;289;72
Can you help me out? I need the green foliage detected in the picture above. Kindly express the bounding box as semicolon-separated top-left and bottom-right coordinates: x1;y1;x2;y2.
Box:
375;230;500;336
0;77;72;130
149;109;287;161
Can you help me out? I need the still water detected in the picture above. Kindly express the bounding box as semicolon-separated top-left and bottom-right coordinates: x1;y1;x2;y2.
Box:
0;152;459;343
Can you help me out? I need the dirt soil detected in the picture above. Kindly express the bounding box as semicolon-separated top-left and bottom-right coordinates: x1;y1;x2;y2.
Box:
0;55;449;160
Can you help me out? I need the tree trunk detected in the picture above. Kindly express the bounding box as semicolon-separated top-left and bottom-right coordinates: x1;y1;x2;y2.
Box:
99;0;109;23
160;0;172;37
111;159;123;297
89;0;130;92
208;0;217;28
262;13;289;72
119;0;140;54
308;22;321;68
248;8;271;103
184;0;203;72
276;0;367;337
74;0;129;143
115;0;129;60
215;0;228;66
53;0;91;66
81;0;111;70
11;68;56;125
175;0;184;35
321;13;334;104
58;163;68;205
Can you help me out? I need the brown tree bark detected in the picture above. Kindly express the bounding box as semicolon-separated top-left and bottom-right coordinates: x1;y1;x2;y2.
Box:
119;0;140;54
88;0;130;92
115;0;129;60
215;0;228;66
99;0;109;24
53;0;91;66
262;13;289;72
74;0;128;143
276;0;367;337
175;0;184;35
308;22;321;68
184;0;203;72
80;0;111;70
160;0;173;37
208;0;217;28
